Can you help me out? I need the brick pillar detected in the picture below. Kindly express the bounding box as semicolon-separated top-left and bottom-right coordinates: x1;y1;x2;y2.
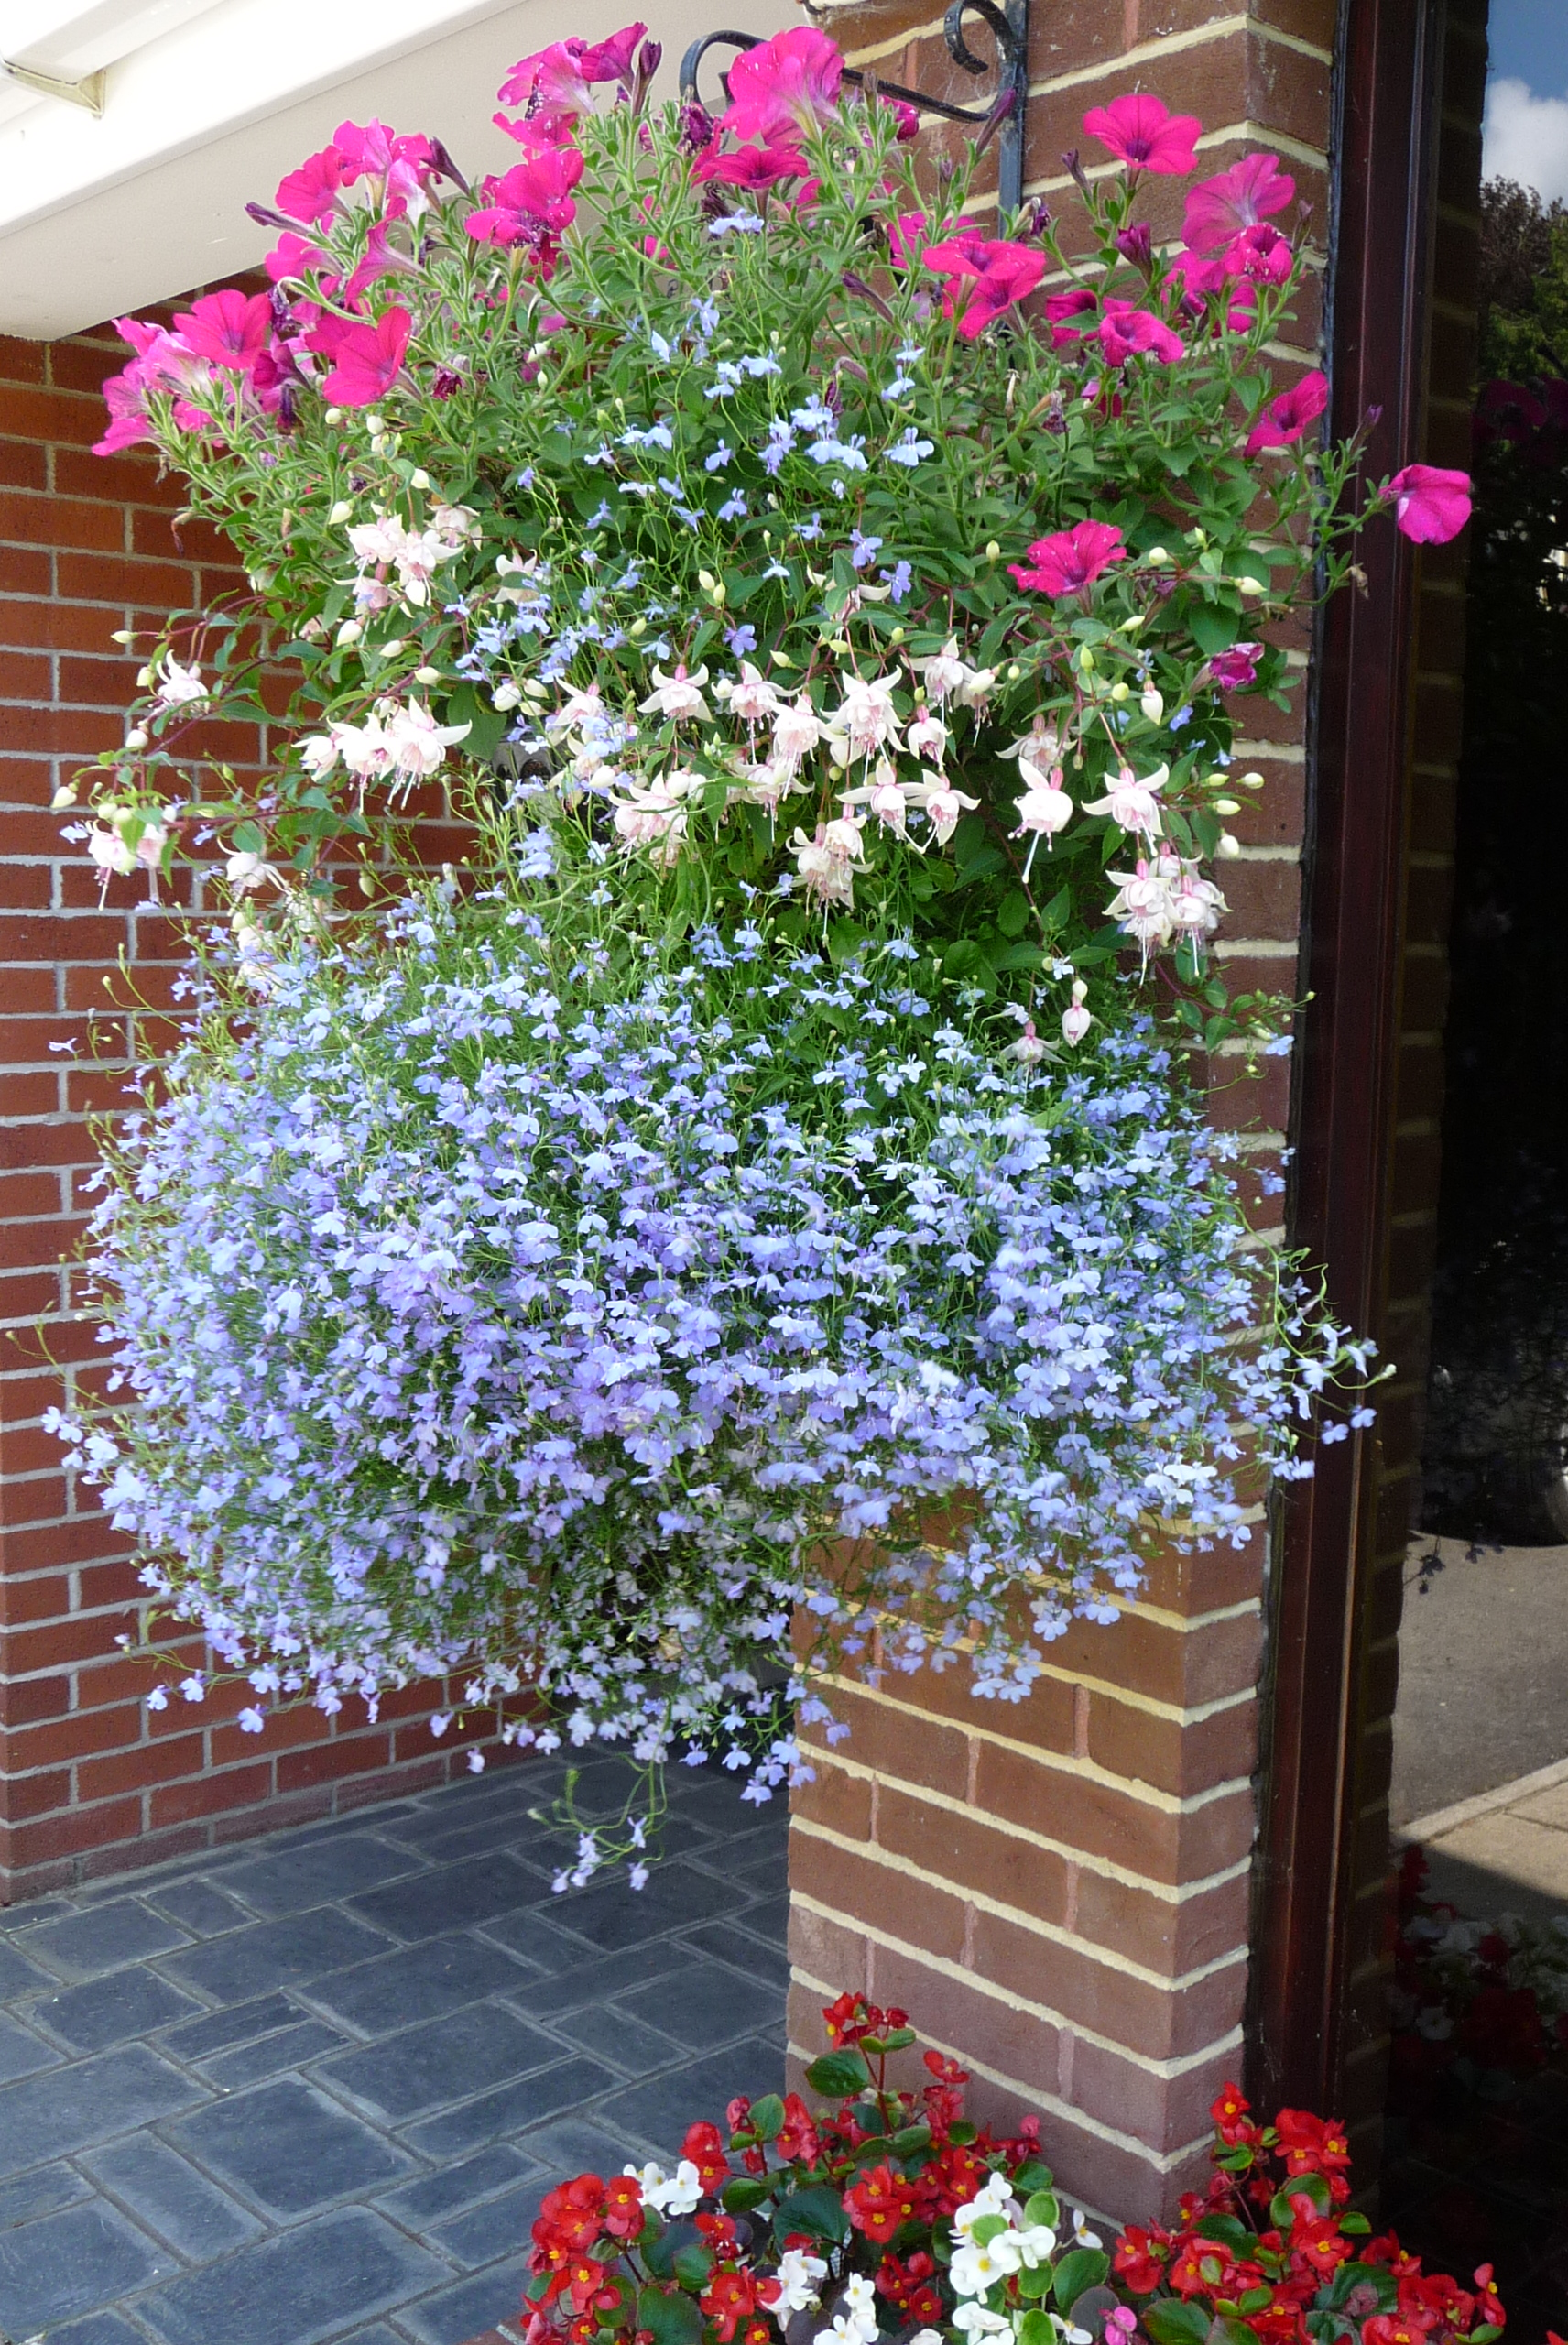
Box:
786;0;1334;2221
0;315;499;1903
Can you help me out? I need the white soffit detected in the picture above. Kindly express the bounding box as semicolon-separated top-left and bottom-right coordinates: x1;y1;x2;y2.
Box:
0;0;794;339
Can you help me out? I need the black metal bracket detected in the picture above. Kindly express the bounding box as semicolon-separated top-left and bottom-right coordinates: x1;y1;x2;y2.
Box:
678;0;1029;214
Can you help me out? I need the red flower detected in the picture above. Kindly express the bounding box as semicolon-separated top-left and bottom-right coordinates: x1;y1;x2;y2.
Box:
1170;2236;1238;2297
923;2050;968;2086
702;2269;767;2341
682;2121;730;2194
720;27;843;145
1114;2226;1171;2293
316;306;412;408
567;2257;623;2318
1082;93;1202;175
1245;368;1329;455
1183;152;1296;256
534;2175;607;2254
697;2211;740;2254
1094;296;1185;365
921;235;1046;339
1043;287;1098;346
1209;2081;1259;2145
845;2162;923;2244
1273;2108;1352;2178
1286;2209;1351;2278
1473;2263;1507;2328
602;2172;644;2239
778;2092;822;2163
1386;463;1473;547
1362;2320;1428;2345
1009;519;1127;597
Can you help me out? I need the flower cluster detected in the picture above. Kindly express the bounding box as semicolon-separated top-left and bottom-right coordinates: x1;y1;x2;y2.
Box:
1391;1845;1568;2084
506;1992;1507;2345
52;884;1371;1826
82;25;1466;1049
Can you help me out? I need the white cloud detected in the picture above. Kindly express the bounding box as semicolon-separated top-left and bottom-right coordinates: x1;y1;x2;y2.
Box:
1484;76;1568;203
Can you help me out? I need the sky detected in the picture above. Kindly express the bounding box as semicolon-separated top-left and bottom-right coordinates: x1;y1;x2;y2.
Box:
1484;0;1568;204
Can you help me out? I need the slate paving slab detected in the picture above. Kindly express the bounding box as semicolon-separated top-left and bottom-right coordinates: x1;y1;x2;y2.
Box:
0;1754;787;2340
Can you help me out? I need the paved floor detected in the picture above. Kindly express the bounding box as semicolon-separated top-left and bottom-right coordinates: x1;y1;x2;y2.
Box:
0;1755;789;2345
1391;1537;1568;1828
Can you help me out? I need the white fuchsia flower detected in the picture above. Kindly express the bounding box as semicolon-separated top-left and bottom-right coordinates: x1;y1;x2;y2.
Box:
905;705;949;763
1169;862;1226;943
1105;856;1180;958
790;815;864;906
87;825;137;877
917;777;979;845
153;657;208;708
1083;763;1168;839
1062;979;1092;1046
829;675;899;760
549;684;606;733
639;663;712;721
714;660;781;725
771;695;825;771
908;638;969;702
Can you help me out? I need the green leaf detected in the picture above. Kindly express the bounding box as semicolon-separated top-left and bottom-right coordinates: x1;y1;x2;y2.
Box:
442;681;507;763
1022;2192;1060;2232
1010;2158;1052;2191
1016;2309;1058;2345
641;2230;679;2280
637;2285;704;2345
1206;2318;1261;2345
1194;2217;1249;2251
1273;2172;1332;2223
888;2123;932;2154
1338;2212;1371;2235
1141;2299;1213;2345
748;2094;786;2143
1053;2249;1109;2308
721;2176;774;2217
803;2049;869;2098
1188;602;1241;656
996;891;1031;939
861;2027;917;2054
1016;2263;1051;2299
971;2214;1009;2248
671;2244;713;2291
770;2187;849;2244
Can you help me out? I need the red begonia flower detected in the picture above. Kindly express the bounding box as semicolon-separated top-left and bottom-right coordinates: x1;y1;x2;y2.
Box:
1082;92;1202;175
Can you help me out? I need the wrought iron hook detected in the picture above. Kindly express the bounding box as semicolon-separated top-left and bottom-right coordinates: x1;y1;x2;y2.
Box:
678;0;1029;213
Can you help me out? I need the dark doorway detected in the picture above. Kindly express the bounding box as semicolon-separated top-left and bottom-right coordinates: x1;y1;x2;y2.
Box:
1380;171;1568;2339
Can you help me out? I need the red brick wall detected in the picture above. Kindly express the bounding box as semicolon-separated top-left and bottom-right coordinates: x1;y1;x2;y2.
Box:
0;319;499;1904
785;0;1334;2225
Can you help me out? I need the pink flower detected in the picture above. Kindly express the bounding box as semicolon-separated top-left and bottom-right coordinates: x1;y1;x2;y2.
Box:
172;289;273;376
1223;220;1293;284
1183;150;1295;255
466;140;584;245
1094;297;1185;365
497;24;646;115
1082;93;1202;175
265;230;332;285
692;139;806;190
1387;463;1472;544
276;144;347;225
879;93;920;140
1045;287;1097;345
332;121;438;217
889;212;942;268
921;235;1046;339
318;306;412;407
1245;367;1328;453
1010;520;1127;596
1207;641;1263;690
720;27;843;145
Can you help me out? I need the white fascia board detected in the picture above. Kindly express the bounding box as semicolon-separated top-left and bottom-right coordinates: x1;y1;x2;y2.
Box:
0;0;793;338
5;1;232;81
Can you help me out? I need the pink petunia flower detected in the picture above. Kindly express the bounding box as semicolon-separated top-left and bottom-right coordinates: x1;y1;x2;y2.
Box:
1183;150;1295;256
1094;296;1185;365
921;235;1046;339
332;121;438;218
172;289;274;376
466;140;585;245
720;27;843;145
692;138;807;190
497;24;646;115
1045;287;1097;345
265;230;332;285
318;307;412;407
1207;641;1263;690
1010;520;1127;596
275;144;347;226
1082;93;1202;175
1222;220;1293;284
1244;367;1328;454
1387;464;1473;543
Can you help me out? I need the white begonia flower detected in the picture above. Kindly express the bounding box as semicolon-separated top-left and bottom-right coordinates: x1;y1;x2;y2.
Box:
155;657;208;708
770;2248;827;2320
1050;2321;1092;2345
1070;2210;1102;2250
627;2159;704;2217
950;2241;1011;2296
1083;763;1169;840
639;664;712;722
951;2305;1012;2340
771;696;824;771
841;2275;877;2325
953;2175;1016;2233
1010;2220;1059;2267
815;2319;866;2345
